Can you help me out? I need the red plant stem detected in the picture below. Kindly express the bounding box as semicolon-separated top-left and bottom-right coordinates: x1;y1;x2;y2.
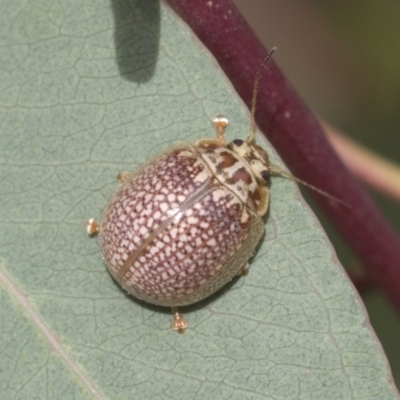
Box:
167;0;400;311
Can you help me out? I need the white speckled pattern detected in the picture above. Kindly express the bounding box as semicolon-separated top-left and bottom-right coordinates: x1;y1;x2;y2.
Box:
99;143;264;306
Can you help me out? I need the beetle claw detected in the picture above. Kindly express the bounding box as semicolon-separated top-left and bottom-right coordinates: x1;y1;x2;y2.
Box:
213;114;229;140
237;263;250;276
86;218;99;235
117;172;130;184
171;308;187;333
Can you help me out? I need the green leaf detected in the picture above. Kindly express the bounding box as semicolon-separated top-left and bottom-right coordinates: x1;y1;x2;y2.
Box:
0;1;397;399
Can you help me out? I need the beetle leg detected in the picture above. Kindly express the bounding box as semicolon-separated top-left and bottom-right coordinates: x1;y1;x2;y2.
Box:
86;218;99;235
171;307;188;333
213;114;229;140
237;262;250;276
116;172;130;184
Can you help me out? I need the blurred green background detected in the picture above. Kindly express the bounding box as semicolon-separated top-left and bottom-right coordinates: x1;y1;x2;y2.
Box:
233;0;400;390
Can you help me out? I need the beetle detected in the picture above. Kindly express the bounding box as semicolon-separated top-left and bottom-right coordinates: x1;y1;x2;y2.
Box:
87;49;342;332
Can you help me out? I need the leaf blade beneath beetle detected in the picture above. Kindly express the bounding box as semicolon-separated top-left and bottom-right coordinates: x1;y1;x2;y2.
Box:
0;1;397;399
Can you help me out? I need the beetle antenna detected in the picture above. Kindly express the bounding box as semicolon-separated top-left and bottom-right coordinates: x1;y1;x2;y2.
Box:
269;164;350;207
247;47;277;145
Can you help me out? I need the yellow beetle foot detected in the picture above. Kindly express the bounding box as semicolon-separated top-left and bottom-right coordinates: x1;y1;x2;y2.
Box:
171;308;187;333
213;114;229;140
117;172;130;184
86;218;99;235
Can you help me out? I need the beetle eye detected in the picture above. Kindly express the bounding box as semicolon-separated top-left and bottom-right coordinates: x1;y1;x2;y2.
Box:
260;170;270;182
232;139;244;147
